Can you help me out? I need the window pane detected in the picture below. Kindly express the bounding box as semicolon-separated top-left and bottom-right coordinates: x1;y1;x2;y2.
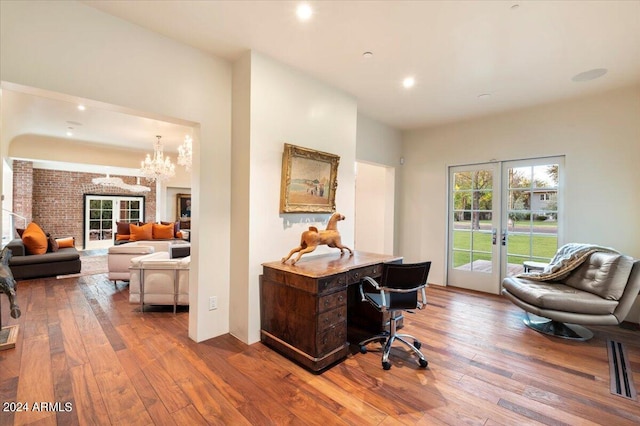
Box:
508;234;531;258
454;172;472;190
476;190;492;210
532;235;557;260
473;170;492;190
453;251;470;269
472;252;492;273
534;164;558;188
472;231;491;252
509;167;531;189
509;190;531;210
454;192;472;210
453;230;470;250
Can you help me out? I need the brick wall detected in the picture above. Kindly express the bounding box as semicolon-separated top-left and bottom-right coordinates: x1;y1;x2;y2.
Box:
13;160;157;248
12;160;33;223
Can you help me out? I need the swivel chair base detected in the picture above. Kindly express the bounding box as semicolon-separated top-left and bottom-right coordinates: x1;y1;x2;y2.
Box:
359;315;428;370
523;313;594;341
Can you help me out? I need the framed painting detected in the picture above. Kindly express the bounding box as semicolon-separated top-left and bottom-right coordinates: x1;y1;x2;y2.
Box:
177;193;191;221
280;143;340;213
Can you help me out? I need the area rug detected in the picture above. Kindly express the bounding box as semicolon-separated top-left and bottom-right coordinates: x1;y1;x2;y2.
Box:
56;253;108;279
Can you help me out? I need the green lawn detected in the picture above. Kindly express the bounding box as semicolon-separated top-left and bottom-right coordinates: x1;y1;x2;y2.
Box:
452;230;557;268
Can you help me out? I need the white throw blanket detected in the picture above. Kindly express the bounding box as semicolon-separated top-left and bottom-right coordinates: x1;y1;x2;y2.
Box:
518;243;619;282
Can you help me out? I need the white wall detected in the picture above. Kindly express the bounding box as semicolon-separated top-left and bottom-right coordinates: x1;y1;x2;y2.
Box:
230;51;358;344
356;113;403;167
400;87;640;289
0;0;231;342
355;113;403;253
355;161;395;254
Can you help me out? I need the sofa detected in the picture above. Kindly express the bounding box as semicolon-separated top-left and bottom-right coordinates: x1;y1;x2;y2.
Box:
129;251;190;313
502;247;639;340
113;220;188;245
6;238;81;280
108;240;190;283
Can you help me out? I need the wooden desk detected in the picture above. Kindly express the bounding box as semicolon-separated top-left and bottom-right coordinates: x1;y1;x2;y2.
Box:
260;251;402;372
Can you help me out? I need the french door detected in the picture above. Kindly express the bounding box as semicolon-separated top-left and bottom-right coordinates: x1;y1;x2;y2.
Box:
84;195;144;250
447;157;563;294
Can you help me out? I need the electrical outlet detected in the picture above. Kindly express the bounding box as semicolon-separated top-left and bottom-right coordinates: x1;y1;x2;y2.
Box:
209;296;217;311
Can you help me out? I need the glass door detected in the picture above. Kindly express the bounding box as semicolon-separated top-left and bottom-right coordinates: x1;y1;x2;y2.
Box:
448;163;501;294
501;158;562;278
447;157;563;294
84;195;144;250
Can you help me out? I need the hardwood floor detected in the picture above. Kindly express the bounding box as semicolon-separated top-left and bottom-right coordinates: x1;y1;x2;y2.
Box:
1;270;639;425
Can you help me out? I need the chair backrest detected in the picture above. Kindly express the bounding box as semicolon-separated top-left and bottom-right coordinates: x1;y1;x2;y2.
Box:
379;261;431;310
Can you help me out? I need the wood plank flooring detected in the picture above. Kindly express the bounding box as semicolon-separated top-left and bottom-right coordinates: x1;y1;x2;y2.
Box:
1;269;639;425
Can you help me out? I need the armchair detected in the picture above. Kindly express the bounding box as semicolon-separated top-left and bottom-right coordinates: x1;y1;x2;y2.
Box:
502;249;639;340
129;252;190;313
358;261;432;370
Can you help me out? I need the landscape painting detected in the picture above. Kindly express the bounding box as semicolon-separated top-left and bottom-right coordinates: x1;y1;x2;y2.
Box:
280;143;340;213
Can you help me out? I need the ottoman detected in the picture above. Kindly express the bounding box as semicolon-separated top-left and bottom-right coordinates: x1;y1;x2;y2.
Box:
108;243;155;283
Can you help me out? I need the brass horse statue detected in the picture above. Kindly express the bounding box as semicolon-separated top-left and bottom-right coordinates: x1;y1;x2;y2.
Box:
0;247;21;327
282;212;353;265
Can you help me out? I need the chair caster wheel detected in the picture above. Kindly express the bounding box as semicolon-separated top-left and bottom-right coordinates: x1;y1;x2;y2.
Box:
359;345;367;354
413;340;421;349
382;361;391;370
419;358;428;368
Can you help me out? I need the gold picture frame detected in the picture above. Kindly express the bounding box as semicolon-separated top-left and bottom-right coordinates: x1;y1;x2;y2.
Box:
280;143;340;213
177;193;191;221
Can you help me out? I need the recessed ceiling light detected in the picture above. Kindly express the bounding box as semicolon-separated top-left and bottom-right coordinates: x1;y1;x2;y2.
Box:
363;51;373;58
571;68;608;82
402;76;415;89
77;104;86;111
296;3;313;21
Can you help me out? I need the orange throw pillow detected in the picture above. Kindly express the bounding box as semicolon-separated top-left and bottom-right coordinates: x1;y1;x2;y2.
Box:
22;222;48;255
130;223;153;241
56;237;75;248
152;223;174;239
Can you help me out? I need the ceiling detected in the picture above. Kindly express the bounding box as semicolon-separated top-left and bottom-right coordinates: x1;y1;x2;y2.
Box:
82;0;640;130
3;86;194;153
4;0;639;170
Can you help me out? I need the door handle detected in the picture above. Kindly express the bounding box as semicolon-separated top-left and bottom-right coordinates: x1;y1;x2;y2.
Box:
492;229;497;245
501;229;507;246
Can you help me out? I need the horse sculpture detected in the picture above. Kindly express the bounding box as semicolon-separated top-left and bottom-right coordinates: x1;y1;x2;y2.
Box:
0;247;21;327
282;212;353;265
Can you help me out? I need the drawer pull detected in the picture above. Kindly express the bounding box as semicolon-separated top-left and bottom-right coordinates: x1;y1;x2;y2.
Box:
354;272;359;279
338;295;344;302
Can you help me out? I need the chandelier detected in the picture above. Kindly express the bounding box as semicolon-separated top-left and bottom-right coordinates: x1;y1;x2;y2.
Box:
140;135;175;181
178;135;192;170
92;174;150;193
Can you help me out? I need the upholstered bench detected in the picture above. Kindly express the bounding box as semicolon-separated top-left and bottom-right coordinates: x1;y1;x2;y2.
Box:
107;243;155;283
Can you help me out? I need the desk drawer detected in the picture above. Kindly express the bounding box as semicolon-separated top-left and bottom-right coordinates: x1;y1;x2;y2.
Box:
347;264;383;284
318;290;346;313
318;273;346;295
318;305;346;329
316;321;346;356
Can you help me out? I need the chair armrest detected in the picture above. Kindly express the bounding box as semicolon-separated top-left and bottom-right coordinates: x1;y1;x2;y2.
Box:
359;276;387;307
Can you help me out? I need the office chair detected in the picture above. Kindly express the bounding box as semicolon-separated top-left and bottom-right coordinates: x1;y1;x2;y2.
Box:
358;261;431;370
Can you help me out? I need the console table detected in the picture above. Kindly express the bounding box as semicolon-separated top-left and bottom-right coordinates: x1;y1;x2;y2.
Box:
260;251;402;372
